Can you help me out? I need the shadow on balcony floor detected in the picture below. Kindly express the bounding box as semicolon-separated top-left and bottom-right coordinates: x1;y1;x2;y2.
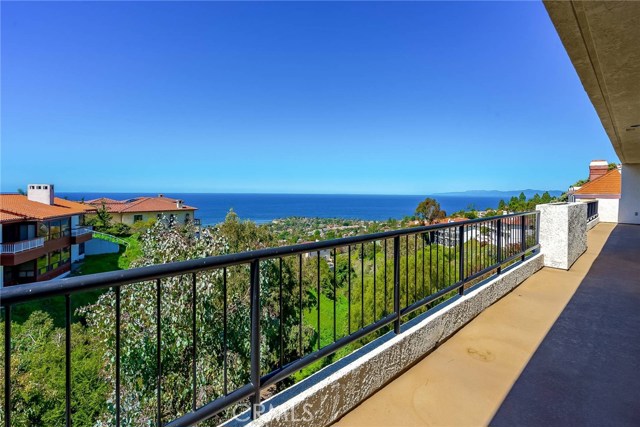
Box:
491;224;640;426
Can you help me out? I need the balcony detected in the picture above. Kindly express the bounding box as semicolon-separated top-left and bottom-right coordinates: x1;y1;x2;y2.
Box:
0;237;45;254
1;201;638;426
70;226;93;244
334;222;640;426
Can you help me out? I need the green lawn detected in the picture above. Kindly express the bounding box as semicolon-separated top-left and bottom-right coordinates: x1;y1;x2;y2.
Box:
12;234;143;326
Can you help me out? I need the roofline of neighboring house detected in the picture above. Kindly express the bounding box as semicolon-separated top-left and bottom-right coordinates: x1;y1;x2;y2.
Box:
573;194;620;200
86;196;197;213
0;211;92;224
573;168;621;196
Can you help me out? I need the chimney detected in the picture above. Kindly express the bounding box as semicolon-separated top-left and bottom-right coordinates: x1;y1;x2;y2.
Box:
589;160;608;181
176;199;184;209
27;184;55;205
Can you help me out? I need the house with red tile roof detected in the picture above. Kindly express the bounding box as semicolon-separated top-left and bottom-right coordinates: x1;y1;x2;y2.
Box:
0;184;96;286
86;194;198;226
570;160;621;223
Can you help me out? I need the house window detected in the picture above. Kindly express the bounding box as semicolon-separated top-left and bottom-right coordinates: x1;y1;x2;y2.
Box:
134;214;143;222
49;220;62;240
62;218;71;237
37;254;48;275
49;249;61;270
185;213;190;224
18;261;36;278
38;222;49;241
79;243;85;255
61;247;71;264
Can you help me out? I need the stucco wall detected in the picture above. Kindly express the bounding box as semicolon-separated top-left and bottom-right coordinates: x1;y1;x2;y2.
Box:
619;164;640;224
71;244;85;262
85;238;120;255
597;198;619;223
536;202;586;270
119;211;194;226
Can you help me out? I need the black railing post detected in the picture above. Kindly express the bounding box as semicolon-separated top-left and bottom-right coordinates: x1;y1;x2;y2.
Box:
191;273;197;412
521;214;526;261
156;279;162;427
393;236;401;334
458;225;465;296
4;305;11;427
497;219;503;274
115;287;121;426
536;211;541;248
65;294;71;427
250;260;261;419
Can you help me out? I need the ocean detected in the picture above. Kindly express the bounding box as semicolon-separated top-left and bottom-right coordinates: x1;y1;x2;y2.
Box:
58;193;506;226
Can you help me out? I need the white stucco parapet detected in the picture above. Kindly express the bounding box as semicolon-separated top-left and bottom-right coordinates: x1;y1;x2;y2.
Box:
536;202;587;270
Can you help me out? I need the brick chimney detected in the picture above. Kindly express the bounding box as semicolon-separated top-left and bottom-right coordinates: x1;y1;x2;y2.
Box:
27;184;55;205
589;160;608;181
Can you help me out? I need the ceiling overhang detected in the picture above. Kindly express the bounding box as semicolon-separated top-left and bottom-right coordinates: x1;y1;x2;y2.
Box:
544;1;640;164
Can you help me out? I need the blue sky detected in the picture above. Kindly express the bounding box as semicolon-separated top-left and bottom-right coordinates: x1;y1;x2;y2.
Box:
1;1;618;194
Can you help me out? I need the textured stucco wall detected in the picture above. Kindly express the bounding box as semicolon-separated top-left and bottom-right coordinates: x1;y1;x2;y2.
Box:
85;238;120;255
120;211;194;226
237;254;544;427
536;203;587;270
619;164;640;224
71;244;85;262
597;198;619;223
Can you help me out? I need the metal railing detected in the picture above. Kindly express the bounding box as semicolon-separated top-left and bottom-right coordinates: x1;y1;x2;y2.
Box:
0;237;45;254
91;231;129;247
586;200;599;222
71;226;93;237
0;212;540;427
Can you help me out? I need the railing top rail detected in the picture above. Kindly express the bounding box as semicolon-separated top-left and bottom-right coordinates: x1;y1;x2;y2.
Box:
0;211;538;306
1;236;45;246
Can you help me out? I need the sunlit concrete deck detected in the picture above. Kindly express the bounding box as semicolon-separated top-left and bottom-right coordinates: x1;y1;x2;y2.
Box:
334;223;640;426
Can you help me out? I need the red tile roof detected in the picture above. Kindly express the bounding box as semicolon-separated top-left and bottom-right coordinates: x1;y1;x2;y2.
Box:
86;196;197;213
0;195;96;223
0;211;26;223
575;169;621;196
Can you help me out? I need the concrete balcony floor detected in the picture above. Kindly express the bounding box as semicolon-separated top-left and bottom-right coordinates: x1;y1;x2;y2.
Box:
334;223;640;426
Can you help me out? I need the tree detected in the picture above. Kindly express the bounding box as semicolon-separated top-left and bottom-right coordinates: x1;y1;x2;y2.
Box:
414;198;446;224
17;188;26;195
0;311;109;426
79;214;315;425
608;162;618;170
89;201;113;232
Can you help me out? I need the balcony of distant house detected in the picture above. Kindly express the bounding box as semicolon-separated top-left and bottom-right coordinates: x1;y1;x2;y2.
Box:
70;225;94;244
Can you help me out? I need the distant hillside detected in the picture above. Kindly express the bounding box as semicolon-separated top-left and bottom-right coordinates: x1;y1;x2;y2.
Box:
432;189;564;198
